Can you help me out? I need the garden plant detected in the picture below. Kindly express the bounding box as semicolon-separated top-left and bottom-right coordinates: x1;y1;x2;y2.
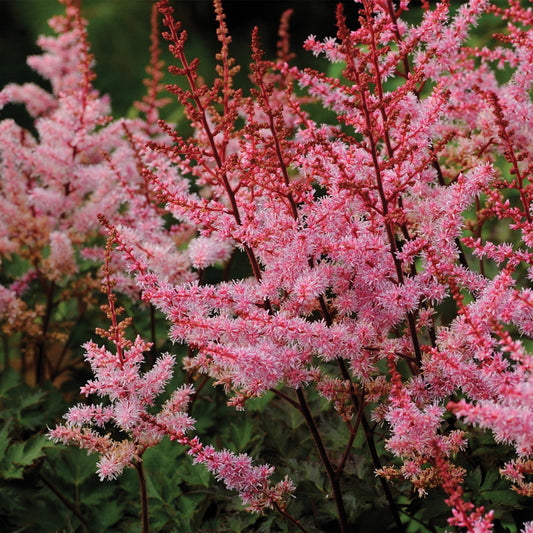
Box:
2;0;533;531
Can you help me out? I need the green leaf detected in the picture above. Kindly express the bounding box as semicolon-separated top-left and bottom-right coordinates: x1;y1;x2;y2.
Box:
3;463;25;480
479;489;522;507
183;459;211;488
288;406;304;431
466;466;483;491
178;493;205;517
257;514;281;532
246;391;274;413
81;482;116;507
0;423;11;458
0;366;21;399
50;447;98;486
17;390;46;411
481;466;501;488
2;435;51;479
22;434;53;463
305;461;327;492
91;499;124;531
145;469;165;502
228;417;255;453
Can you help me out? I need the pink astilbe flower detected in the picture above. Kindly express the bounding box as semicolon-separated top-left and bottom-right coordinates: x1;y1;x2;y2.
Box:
91;0;533;528
49;238;195;481
0;0;198;384
30;0;533;529
380;355;467;496
433;447;495;532
449;332;533;459
163;433;295;513
0;1;125;384
45;230;78;281
50;232;294;514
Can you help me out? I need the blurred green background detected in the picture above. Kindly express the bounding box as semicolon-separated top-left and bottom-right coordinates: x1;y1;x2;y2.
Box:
0;0;361;119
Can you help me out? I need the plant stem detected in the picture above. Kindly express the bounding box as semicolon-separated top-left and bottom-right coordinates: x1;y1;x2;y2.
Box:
336;403;364;478
36;280;56;385
38;473;92;532
295;388;349;533
273;501;310;533
336;359;404;531
136;461;150;533
149;303;157;366
361;412;404;531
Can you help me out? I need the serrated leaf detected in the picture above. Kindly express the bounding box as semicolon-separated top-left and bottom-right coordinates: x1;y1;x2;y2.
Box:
21;434;53;463
17;390;46;411
288;406;304;431
257;514;279;533
18;411;45;431
66;450;98;486
51;447;98;486
80;482;116;507
481;466;501;489
3;463;25;480
91;499;124;531
466;466;483;491
183;459;211;488
228;417;255;453
0;367;21;398
2;435;49;479
145;470;165;502
480;489;522;507
246;391;274;413
0;423;11;458
4;444;30;474
178;493;204;517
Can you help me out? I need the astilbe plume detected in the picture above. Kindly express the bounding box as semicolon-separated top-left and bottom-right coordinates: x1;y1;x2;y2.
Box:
112;0;533;529
49;234;195;533
0;0;193;384
35;0;533;530
50;228;295;515
0;0;116;385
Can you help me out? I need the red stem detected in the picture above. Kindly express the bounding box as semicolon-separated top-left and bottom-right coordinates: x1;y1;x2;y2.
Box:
136;461;150;533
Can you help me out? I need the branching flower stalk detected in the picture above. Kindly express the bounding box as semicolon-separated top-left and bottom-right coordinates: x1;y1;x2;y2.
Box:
0;0;532;530
107;0;533;530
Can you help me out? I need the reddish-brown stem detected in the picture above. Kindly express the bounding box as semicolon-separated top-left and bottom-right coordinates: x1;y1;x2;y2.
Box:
167;25;268;286
295;388;350;533
51;333;75;382
271;387;301;410
272;501;309;533
186;372;209;412
335;406;363;478
336;358;404;531
136;461;150;533
362;0;395;160
385;0;411;79
361;411;404;530
35;280;56;386
171;38;241;218
479;90;532;228
108;288;124;369
254;75;299;220
39;473;92;532
346;32;422;366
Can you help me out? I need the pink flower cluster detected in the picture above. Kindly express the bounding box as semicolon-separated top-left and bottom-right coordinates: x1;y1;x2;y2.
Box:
3;0;533;530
